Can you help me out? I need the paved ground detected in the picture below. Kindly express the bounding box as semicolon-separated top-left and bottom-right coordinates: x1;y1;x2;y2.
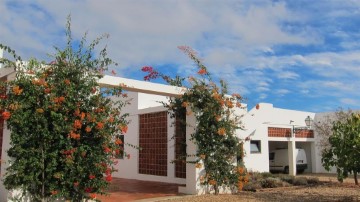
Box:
96;178;184;202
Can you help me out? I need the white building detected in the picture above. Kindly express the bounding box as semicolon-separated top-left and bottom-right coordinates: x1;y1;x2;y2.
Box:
0;66;334;200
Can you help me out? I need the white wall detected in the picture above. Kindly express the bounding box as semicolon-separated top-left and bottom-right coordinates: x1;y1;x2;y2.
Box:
238;103;316;173
111;92;185;184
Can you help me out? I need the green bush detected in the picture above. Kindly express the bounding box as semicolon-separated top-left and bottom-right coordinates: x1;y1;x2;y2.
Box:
293;177;308;186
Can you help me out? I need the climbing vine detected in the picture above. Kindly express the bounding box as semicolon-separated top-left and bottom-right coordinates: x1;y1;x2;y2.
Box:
142;46;245;194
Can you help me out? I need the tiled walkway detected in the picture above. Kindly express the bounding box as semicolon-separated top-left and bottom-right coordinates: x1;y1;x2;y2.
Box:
97;178;184;202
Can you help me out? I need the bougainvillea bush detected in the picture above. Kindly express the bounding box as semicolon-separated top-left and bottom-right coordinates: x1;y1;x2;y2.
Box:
0;18;129;201
142;46;245;194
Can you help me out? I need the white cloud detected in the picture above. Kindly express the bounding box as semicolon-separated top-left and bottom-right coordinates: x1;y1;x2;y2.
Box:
277;71;299;79
340;98;358;106
1;0;360;111
276;89;290;96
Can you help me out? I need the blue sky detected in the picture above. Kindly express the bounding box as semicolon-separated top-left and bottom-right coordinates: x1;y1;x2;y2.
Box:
1;0;359;112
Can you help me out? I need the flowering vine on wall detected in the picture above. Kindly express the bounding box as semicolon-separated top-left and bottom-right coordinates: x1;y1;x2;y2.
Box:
142;46;247;194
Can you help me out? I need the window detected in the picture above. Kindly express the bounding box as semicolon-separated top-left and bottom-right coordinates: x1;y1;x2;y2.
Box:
115;135;124;159
250;140;261;153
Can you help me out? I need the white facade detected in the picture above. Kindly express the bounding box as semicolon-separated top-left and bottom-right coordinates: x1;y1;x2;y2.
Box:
237;103;318;173
0;67;337;200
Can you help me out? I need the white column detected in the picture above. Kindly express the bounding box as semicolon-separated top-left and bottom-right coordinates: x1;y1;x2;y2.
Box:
0;124;11;201
0;48;3;68
167;113;175;179
178;110;199;194
288;127;297;176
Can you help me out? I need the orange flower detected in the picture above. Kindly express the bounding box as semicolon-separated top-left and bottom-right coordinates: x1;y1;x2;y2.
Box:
2;111;11;120
119;124;128;134
50;190;58;195
36;108;44;113
89;174;96;180
74;108;80;116
236;102;241;107
96;122;104;130
226;100;234;108
89;193;96;199
85;126;92;133
181;102;189;108
197;68;207;75
69;131;80;140
195;163;202;168
54;96;65;104
58;96;65;102
108;116;114;123
44;88;51;94
209;179;217;185
64;79;71;85
12;85;23;95
199;154;206;159
80;112;86;120
215;115;221;121
73;120;82;129
217;127;226;136
115;138;123;145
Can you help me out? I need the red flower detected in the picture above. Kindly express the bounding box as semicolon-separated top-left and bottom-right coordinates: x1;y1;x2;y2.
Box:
64;79;71;85
89;174;96;180
104;146;111;153
2;111;11;120
105;174;112;182
141;66;159;81
105;167;111;175
84;187;92;193
197;69;206;75
73;181;79;187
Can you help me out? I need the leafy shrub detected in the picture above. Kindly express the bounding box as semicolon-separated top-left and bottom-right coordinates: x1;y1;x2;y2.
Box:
279;174;295;184
248;172;263;182
242;182;262;192
307;177;320;185
260;177;282;188
261;172;274;178
293;177;308;186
